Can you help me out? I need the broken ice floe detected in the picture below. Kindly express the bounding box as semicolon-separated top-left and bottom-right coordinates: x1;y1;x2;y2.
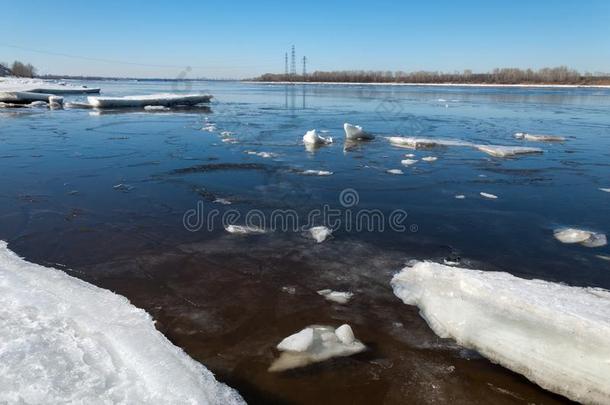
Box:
386;169;404;175
300;169;333;176
0;241;244;404
309;226;332;243
514;132;565;142
0;77;100;94
455;194;466;200
553;228;607;248
87;93;212;108
343;123;374;140
404;153;416;158
224;225;267;235
600;188;610;193
400;159;418;166
421;156;438;162
144;105;171;111
269;325;366;372
317;289;353;304
213;198;232;205
391;260;610;404
303;129;333;147
475;145;542;158
245;151;277;158
480;192;498;199
388;136;467;149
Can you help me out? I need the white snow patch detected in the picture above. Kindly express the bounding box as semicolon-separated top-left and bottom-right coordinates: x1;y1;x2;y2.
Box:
343;123;374;140
303;129;333;146
269;325;365;372
475;144;542;158
309;226;332;243
224;225;267;234
0;241;243;405
391;261;610;404
480;192;498;199
554;228;607;247
514;132;565;142
386;169;404;175
317;289;353;304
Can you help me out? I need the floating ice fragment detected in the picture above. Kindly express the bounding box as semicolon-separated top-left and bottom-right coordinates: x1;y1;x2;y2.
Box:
480;192;498;199
277;328;314;352
303;129;333;146
202;123;217;132
475;145;542;158
309;226;332;243
112;183;133;192
300;169;333;176
391;261;610;404
401;159;418;166
335;324;355;345
454;195;466;200
213;198;232;205
224;225;267;234
596;255;610;262
386;169;403;175
388;136;469;149
0;241;244;404
317;289;353;304
422;156;438;162
581;233;607;248
245;151;277;158
553;228;594;244
269;325;366;372
600;188;610;193
404;153;416;158
514;132;565;142
48;96;63;110
144;105;171;111
343;123;374;140
87;94;212;108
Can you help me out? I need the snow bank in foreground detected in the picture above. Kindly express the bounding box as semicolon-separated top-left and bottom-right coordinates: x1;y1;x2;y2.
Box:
87;94;212;108
391;261;610;404
0;241;244;405
269;325;365;372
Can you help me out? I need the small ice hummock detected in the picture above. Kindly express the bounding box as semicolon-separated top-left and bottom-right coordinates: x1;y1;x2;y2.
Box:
421;156;438;162
0;241;244;404
269;324;365;372
553;228;607;248
303;129;333;147
386;169;404;175
87;93;212;108
514;132;565;142
225;224;267;235
309;226;332;243
317;289;354;304
343;123;374;140
300;169;333;176
475;144;542;158
401;159;418;166
391;260;610;404
480;192;498;199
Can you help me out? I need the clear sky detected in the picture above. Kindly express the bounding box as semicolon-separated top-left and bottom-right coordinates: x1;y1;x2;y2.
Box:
2;0;609;78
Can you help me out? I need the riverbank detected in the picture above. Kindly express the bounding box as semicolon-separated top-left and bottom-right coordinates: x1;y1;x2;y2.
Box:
249;80;610;89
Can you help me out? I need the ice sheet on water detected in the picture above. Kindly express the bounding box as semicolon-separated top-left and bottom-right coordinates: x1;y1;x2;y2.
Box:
0;241;244;404
391;260;610;404
386;169;403;175
553;228;607;247
388;136;469;149
269;324;365;372
514;132;565;142
300;169;333;176
225;224;267;234
88;94;212;108
480;192;498;199
475;144;543;158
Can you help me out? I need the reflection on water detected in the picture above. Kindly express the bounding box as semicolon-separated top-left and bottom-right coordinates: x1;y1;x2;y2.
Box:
1;80;609;404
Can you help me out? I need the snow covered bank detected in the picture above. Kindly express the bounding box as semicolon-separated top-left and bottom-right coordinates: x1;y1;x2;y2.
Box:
0;77;99;94
0;241;244;404
391;261;610;404
87;93;212;108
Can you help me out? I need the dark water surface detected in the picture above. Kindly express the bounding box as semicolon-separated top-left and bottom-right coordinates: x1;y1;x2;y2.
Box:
1;80;609;404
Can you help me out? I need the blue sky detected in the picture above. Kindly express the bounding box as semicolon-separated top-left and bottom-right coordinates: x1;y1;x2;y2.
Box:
2;0;609;78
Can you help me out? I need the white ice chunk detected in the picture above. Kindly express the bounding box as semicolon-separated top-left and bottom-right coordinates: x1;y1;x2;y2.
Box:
300;169;333;176
600;188;610;193
553;228;607;248
335;324;355;345
475;144;543;158
514;132;565;142
87;93;212;108
48;96;63;110
317;289;353;304
269;325;365;372
455;194;466;199
0;241;244;404
386;169;404;175
309;226;332;243
276;328;314;352
343;123;374;140
422;156;438;162
401;159;418;166
480;192;498;199
303;129;333;146
224;225;267;234
391;261;610;404
404;153;416;158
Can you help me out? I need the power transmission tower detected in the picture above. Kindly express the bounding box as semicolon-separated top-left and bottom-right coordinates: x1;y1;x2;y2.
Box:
284;52;288;77
302;56;307;77
290;45;296;76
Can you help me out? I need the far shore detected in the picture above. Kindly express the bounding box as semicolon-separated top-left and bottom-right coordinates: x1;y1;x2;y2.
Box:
247;81;610;89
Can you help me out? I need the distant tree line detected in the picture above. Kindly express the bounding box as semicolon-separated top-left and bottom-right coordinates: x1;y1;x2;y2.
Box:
0;60;37;77
256;67;610;85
